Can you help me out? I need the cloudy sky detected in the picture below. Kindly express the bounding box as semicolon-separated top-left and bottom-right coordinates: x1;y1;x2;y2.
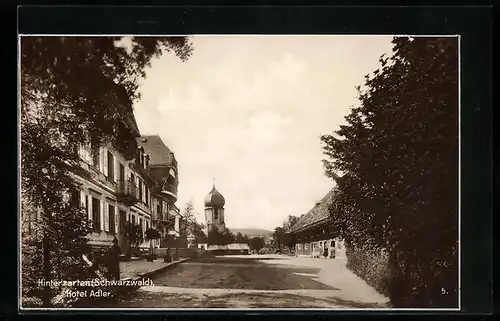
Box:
133;35;394;230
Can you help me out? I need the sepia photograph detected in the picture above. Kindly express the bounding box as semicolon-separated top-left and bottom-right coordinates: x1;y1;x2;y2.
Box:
19;34;459;310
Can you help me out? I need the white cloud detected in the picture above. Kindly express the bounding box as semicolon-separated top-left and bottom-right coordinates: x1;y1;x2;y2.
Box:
134;35;394;230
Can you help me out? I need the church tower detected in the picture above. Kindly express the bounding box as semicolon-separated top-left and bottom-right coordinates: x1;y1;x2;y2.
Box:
204;180;226;233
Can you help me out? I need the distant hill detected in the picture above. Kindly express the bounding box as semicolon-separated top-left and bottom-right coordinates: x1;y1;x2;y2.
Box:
229;228;273;238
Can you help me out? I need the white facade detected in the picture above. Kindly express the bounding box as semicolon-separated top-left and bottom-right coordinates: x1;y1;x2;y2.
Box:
75;141;152;249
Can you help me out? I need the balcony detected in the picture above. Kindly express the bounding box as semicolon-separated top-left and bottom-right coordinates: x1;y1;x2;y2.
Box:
153;212;175;231
116;180;139;206
162;182;178;200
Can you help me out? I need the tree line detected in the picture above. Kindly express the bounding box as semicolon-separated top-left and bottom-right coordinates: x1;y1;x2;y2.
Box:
271;214;300;251
180;201;267;251
21;36;194;307
320;37;458;308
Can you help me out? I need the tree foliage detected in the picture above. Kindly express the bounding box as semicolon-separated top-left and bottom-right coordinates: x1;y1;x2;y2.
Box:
249;237;266;251
193;223;208;244
279;214;300;249
321;37;458;307
145;228;161;241
21;196;93;305
283;214;300;230
125;222;143;249
234;232;249;244
272;227;285;249
182;200;196;236
20;36;193;306
207;228;235;246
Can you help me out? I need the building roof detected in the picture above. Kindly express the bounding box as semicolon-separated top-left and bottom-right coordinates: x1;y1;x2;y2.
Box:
207;243;250;251
228;243;250;250
136;135;175;166
205;184;225;208
287;189;335;234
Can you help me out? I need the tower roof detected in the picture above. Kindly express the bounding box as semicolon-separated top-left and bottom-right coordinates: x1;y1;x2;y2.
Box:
204;182;225;208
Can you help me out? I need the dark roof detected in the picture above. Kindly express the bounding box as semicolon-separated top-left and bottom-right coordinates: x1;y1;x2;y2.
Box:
205;185;225;208
287;189;335;234
136;135;174;166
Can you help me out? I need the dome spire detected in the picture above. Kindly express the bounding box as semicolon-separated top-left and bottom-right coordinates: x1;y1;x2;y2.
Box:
205;179;225;208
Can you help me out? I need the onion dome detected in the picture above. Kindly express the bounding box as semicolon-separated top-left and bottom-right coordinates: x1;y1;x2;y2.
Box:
204;183;225;208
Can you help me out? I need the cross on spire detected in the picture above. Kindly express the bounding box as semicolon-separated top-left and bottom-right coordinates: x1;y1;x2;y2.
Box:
213;177;215;188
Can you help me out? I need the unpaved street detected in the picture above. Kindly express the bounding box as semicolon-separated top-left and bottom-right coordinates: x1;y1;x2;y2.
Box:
96;255;389;308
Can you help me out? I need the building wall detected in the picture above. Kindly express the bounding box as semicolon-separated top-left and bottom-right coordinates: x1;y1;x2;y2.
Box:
76;141;153;251
205;207;225;232
295;237;346;259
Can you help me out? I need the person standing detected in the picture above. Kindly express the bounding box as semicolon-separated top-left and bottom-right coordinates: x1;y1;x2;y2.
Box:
108;237;121;281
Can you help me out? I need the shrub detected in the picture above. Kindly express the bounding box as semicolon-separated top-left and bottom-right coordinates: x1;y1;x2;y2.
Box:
345;244;390;296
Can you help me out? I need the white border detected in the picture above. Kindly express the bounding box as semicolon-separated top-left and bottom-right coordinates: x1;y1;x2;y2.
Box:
17;34;461;312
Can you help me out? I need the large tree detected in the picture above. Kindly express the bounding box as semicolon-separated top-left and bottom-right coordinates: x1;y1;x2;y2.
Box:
272;227;285;249
321;37;458;307
249;237;265;252
207;227;235;246
20;36;193;306
182;200;196;238
193;223;208;244
282;214;300;250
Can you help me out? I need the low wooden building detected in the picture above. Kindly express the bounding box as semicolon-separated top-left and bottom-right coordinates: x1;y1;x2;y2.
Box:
207;243;250;255
286;189;346;259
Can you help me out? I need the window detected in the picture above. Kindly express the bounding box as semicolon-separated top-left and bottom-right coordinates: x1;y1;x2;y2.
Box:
132;215;136;226
108;205;115;233
146;221;149;231
139;180;143;202
92;197;100;231
70;189;79;206
91;144;100;168
107;151;115;181
331;241;335;247
139;218;143;233
145;187;149;205
119;163;125;181
156;202;162;220
214;209;219;220
119;210;126;233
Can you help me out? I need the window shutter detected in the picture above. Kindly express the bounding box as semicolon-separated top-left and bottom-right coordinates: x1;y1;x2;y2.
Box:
100;200;104;231
103;148;109;177
104;205;109;232
97;147;102;172
115;210;119;233
115;156;119;181
80;191;86;208
174;216;180;234
87;196;92;221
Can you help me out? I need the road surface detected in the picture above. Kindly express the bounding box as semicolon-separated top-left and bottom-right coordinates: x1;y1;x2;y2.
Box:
95;254;390;309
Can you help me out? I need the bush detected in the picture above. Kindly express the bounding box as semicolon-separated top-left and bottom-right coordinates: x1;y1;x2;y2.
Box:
258;247;273;255
345;244;390;297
